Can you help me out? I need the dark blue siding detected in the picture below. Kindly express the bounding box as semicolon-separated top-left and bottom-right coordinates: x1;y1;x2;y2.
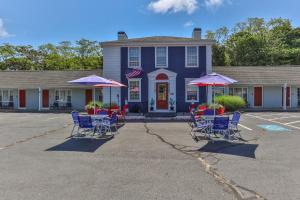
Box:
121;46;207;113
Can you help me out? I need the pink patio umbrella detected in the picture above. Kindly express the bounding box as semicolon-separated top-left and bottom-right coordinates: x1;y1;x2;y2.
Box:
94;80;127;109
189;72;237;116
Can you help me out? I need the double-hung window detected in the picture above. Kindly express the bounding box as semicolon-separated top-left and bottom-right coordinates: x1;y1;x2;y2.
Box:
156;47;167;68
128;47;140;68
229;87;248;102
185;78;199;102
128;79;141;102
186;46;198;67
55;89;72;102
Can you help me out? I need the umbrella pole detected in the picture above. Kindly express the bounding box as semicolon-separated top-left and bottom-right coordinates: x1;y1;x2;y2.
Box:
93;87;96;115
110;87;111;111
213;85;215;117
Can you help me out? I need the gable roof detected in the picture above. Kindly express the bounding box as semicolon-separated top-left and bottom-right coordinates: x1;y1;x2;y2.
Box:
0;70;102;89
101;36;215;46
213;66;300;85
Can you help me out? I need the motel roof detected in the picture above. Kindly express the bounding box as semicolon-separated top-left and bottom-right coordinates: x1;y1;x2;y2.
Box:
0;70;102;89
214;66;300;85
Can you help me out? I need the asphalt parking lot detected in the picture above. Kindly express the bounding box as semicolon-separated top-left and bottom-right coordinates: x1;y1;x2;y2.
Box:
0;112;300;200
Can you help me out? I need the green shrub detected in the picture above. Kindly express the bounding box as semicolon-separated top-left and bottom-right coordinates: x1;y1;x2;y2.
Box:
85;101;103;110
208;103;224;109
215;95;245;111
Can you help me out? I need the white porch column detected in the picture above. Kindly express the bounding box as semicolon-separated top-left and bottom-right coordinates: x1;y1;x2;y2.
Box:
38;87;41;111
283;83;287;110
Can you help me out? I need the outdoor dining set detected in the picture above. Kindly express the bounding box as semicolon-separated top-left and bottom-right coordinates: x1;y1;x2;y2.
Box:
70;109;123;139
189;111;242;142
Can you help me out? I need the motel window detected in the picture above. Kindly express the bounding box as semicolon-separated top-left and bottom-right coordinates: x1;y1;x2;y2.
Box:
229;87;248;102
156;47;167;67
186;46;198;67
128;47;140;68
128;79;141;102
297;88;300;107
55;89;72;102
214;87;225;97
185;78;199;102
0;89;13;102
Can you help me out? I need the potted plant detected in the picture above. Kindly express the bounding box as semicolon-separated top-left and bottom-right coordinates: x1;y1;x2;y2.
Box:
85;101;103;115
150;98;155;111
208;103;225;115
169;98;175;111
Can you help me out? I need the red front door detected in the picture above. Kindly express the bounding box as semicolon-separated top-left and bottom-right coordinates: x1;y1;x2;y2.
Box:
42;90;49;108
282;87;291;107
254;87;262;107
85;89;93;104
156;82;168;110
19;90;26;108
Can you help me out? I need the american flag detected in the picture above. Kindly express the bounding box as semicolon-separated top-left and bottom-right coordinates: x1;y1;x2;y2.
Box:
126;69;143;79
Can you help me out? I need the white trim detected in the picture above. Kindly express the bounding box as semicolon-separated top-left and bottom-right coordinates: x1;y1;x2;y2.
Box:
155;46;168;68
128;78;142;102
185;46;199;68
128;47;141;69
185;78;199;102
54;89;72;103
253;86;263;108
206;45;212;73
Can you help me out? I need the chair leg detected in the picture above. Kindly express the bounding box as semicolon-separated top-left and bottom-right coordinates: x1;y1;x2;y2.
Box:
71;125;75;137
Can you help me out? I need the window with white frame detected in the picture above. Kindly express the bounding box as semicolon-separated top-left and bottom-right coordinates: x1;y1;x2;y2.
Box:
0;89;13;102
214;87;225;97
128;47;140;68
186;46;198;67
55;89;72;102
185;79;199;102
156;47;167;67
229;87;248;102
128;79;141;102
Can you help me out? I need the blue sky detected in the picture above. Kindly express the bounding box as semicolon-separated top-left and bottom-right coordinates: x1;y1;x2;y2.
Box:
0;0;299;46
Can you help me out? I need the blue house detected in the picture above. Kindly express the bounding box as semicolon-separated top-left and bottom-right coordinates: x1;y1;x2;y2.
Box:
101;28;215;113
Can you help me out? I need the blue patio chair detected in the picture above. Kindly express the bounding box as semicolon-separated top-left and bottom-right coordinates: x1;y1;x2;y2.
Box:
97;109;108;116
77;115;96;136
70;111;79;136
212;116;230;140
230;111;242;138
190;112;211;142
102;112;118;136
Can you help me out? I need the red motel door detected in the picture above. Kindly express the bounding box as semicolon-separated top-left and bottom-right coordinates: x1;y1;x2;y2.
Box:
254;87;262;107
85;89;93;104
42;90;49;108
19;90;26;108
156;82;168;109
282;87;290;107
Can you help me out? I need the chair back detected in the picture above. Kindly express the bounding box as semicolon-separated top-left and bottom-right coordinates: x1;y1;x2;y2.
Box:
71;111;79;125
110;112;118;124
231;112;241;126
97;109;108;116
203;109;214;115
78;115;93;128
213;117;229;131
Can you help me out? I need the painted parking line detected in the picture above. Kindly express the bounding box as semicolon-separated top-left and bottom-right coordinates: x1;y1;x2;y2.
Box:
285;120;300;125
246;114;300;130
269;116;298;121
238;124;253;131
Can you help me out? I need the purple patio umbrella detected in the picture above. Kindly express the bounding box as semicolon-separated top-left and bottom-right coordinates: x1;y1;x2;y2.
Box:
69;75;112;114
189;72;237;116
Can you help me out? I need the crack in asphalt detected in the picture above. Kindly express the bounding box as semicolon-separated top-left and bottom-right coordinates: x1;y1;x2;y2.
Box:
143;121;266;200
0;123;72;150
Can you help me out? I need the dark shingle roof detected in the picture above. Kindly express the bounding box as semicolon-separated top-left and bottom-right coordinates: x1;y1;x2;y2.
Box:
101;36;215;46
0;70;102;89
214;66;300;85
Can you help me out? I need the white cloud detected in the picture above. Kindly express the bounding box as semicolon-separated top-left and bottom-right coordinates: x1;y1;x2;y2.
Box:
0;18;13;38
184;21;194;27
148;0;198;14
204;0;225;8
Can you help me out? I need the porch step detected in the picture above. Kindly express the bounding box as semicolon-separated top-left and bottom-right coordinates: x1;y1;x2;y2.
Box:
145;112;177;118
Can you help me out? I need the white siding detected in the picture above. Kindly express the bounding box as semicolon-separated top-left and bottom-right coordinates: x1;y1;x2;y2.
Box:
206;45;212;104
103;47;121;105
